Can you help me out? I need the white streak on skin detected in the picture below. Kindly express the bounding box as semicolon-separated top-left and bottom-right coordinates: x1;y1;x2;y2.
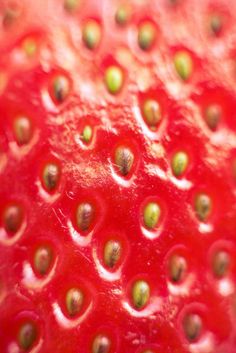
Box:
22;259;58;291
0;221;27;246
8;338;43;353
189;332;215;353
218;278;234;297
122;297;163;318
168;274;195;297
52;301;93;329
36;180;61;204
67;220;93;247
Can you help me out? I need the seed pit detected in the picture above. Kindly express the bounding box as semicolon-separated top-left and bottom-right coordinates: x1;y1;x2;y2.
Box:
66;288;84;317
114;146;134;176
209;14;223;36
64;0;80;12
132;280;150;310
212;250;230;278
183;314;202;341
18;322;37;351
3;204;23;234
76;202;94;232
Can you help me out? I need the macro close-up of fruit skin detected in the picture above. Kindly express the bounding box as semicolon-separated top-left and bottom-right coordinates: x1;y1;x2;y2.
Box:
1;0;236;352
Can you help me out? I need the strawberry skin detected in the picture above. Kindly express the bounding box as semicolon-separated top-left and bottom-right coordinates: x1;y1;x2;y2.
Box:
1;0;236;352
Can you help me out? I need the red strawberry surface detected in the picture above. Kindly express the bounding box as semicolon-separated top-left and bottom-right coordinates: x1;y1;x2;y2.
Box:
1;0;236;352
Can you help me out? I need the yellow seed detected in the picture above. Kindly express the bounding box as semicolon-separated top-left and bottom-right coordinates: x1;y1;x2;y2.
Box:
143;202;161;229
104;240;121;268
138;22;156;51
82;125;93;143
171;151;189;177
132;280;150;309
82;20;102;50
174;51;193;81
115;5;131;26
22;38;37;57
105;66;124;94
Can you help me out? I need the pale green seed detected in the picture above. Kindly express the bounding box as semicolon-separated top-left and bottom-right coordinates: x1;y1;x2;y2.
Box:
82;20;101;50
174;51;193;81
171;151;189;177
105;66;124;94
64;0;80;12
138;22;156;51
82;125;93;143
132;280;150;309
22;38;37;57
143;202;160;229
195;194;212;222
115;5;131;26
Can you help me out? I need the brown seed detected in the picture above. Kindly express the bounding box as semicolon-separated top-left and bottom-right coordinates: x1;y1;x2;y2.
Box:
76;203;94;231
104;240;121;268
13;116;32;145
209;14;222;36
114;146;134;176
3;205;23;233
183;314;202;341
2;5;21;28
92;334;111;353
34;246;52;276
213;250;230;278
51;75;70;103
169;255;187;283
142;99;161;129
66;288;84;317
18;322;37;351
204;104;221;130
195;194;212;222
42;163;60;191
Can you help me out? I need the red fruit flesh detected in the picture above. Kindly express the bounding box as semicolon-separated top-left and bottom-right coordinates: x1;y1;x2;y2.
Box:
1;0;236;352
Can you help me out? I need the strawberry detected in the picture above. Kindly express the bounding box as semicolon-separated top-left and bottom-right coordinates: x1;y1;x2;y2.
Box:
1;0;236;352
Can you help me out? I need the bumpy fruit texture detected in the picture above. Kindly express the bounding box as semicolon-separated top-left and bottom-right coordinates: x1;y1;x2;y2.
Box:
1;0;236;352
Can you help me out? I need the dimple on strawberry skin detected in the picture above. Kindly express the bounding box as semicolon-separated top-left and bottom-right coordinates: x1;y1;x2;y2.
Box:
1;0;236;352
